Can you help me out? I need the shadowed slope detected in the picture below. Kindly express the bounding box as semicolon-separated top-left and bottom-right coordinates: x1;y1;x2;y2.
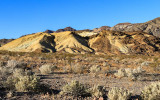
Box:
52;31;93;54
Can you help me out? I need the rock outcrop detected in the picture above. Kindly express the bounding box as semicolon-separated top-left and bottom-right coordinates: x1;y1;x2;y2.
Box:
89;30;160;55
111;17;160;37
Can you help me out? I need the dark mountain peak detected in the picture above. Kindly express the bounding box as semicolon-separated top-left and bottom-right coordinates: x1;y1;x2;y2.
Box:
44;30;54;33
64;27;76;31
56;27;76;32
100;26;111;30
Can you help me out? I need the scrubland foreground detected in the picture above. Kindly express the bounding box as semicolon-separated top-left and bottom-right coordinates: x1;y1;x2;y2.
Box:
0;51;160;100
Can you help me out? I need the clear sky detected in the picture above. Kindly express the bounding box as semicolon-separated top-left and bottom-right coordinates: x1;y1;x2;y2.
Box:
0;0;159;39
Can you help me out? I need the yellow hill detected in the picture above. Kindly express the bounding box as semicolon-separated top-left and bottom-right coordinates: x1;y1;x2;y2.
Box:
0;32;56;52
52;31;93;53
0;31;93;54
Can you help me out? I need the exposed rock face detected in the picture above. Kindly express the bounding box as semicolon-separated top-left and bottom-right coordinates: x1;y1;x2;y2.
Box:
77;32;99;37
0;39;14;47
56;27;76;32
89;30;160;55
111;23;132;32
111;17;160;37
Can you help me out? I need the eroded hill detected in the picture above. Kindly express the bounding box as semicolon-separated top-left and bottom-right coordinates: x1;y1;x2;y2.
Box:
89;31;160;55
1;18;160;55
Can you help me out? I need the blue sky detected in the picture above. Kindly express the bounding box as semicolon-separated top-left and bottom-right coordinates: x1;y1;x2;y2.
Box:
0;0;159;39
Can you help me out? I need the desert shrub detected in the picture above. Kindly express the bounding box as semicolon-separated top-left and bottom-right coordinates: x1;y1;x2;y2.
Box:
6;91;14;98
6;60;18;68
140;82;160;100
90;65;101;77
141;61;151;67
88;85;106;98
114;67;145;80
4;68;40;92
90;65;101;73
133;66;145;74
0;61;6;67
15;75;40;92
103;62;109;67
108;87;132;100
0;60;18;76
6;60;27;69
39;64;57;74
0;67;12;77
60;80;88;97
70;64;86;74
114;68;127;78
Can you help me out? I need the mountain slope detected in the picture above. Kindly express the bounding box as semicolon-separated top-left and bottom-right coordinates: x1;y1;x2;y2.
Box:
52;31;93;54
0;32;56;52
111;17;160;37
89;30;160;55
0;31;93;54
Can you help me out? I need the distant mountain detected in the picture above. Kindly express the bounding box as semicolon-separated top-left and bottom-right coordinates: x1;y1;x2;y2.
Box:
111;17;160;37
93;26;111;33
56;27;76;32
44;30;54;33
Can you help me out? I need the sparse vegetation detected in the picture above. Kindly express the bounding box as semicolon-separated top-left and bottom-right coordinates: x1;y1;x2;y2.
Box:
5;68;40;92
108;87;132;100
15;74;40;92
39;64;57;74
70;63;86;74
88;85;106;98
90;65;101;76
141;82;160;100
60;80;88;97
114;67;145;81
0;49;160;99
